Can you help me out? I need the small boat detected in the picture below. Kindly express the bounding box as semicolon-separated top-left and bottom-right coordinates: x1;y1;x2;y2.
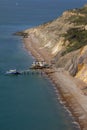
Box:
6;69;21;75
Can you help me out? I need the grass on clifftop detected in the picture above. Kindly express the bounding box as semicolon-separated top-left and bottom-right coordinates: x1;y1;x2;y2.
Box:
69;5;87;25
63;28;87;55
62;5;87;55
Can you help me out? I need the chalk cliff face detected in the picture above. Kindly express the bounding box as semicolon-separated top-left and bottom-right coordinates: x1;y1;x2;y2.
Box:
24;5;87;83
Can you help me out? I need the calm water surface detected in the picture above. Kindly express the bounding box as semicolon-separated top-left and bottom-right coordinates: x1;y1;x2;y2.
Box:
0;0;87;130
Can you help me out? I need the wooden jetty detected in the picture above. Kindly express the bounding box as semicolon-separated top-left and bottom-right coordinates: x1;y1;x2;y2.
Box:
5;69;44;76
20;69;44;75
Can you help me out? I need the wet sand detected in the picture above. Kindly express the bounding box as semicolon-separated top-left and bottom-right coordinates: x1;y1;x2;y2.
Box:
23;35;87;130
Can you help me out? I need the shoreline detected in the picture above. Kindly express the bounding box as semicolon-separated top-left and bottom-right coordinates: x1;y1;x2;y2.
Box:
23;36;87;130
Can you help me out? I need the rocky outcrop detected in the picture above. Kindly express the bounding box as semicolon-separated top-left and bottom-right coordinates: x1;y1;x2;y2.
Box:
76;46;87;82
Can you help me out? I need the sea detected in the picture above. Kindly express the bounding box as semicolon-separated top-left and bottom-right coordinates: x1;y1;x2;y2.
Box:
0;0;87;130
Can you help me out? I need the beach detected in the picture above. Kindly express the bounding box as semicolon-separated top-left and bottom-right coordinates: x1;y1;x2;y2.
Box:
23;34;87;130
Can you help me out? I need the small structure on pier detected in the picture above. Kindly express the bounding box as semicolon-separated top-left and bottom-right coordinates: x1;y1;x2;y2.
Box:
30;60;50;69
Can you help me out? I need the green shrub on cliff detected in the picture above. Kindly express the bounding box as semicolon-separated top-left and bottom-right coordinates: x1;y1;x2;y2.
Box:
69;5;87;25
63;28;87;55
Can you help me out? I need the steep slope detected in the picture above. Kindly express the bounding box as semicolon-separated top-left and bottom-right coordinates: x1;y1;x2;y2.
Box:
23;5;87;84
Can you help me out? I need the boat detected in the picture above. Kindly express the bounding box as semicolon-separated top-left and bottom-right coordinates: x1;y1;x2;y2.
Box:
6;69;21;75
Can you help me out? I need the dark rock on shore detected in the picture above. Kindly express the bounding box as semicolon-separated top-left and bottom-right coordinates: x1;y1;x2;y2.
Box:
13;31;28;38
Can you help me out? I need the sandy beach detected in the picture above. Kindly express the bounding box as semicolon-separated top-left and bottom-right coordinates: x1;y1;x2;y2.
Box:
23;35;87;130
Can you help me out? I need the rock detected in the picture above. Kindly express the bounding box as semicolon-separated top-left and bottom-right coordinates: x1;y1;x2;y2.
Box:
13;31;28;37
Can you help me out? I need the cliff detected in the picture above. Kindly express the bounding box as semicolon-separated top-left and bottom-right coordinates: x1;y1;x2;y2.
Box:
24;5;87;85
20;5;87;129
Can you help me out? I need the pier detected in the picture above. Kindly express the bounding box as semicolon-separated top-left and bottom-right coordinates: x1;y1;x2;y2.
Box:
5;60;52;76
20;69;44;75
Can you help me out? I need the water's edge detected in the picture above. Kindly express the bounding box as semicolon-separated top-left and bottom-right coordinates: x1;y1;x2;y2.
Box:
23;37;81;130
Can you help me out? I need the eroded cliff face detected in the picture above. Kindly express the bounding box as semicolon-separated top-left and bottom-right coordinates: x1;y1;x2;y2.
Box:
25;10;76;56
24;5;87;84
75;46;87;83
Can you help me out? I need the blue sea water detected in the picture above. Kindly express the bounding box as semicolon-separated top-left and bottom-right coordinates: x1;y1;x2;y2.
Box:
0;0;87;130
